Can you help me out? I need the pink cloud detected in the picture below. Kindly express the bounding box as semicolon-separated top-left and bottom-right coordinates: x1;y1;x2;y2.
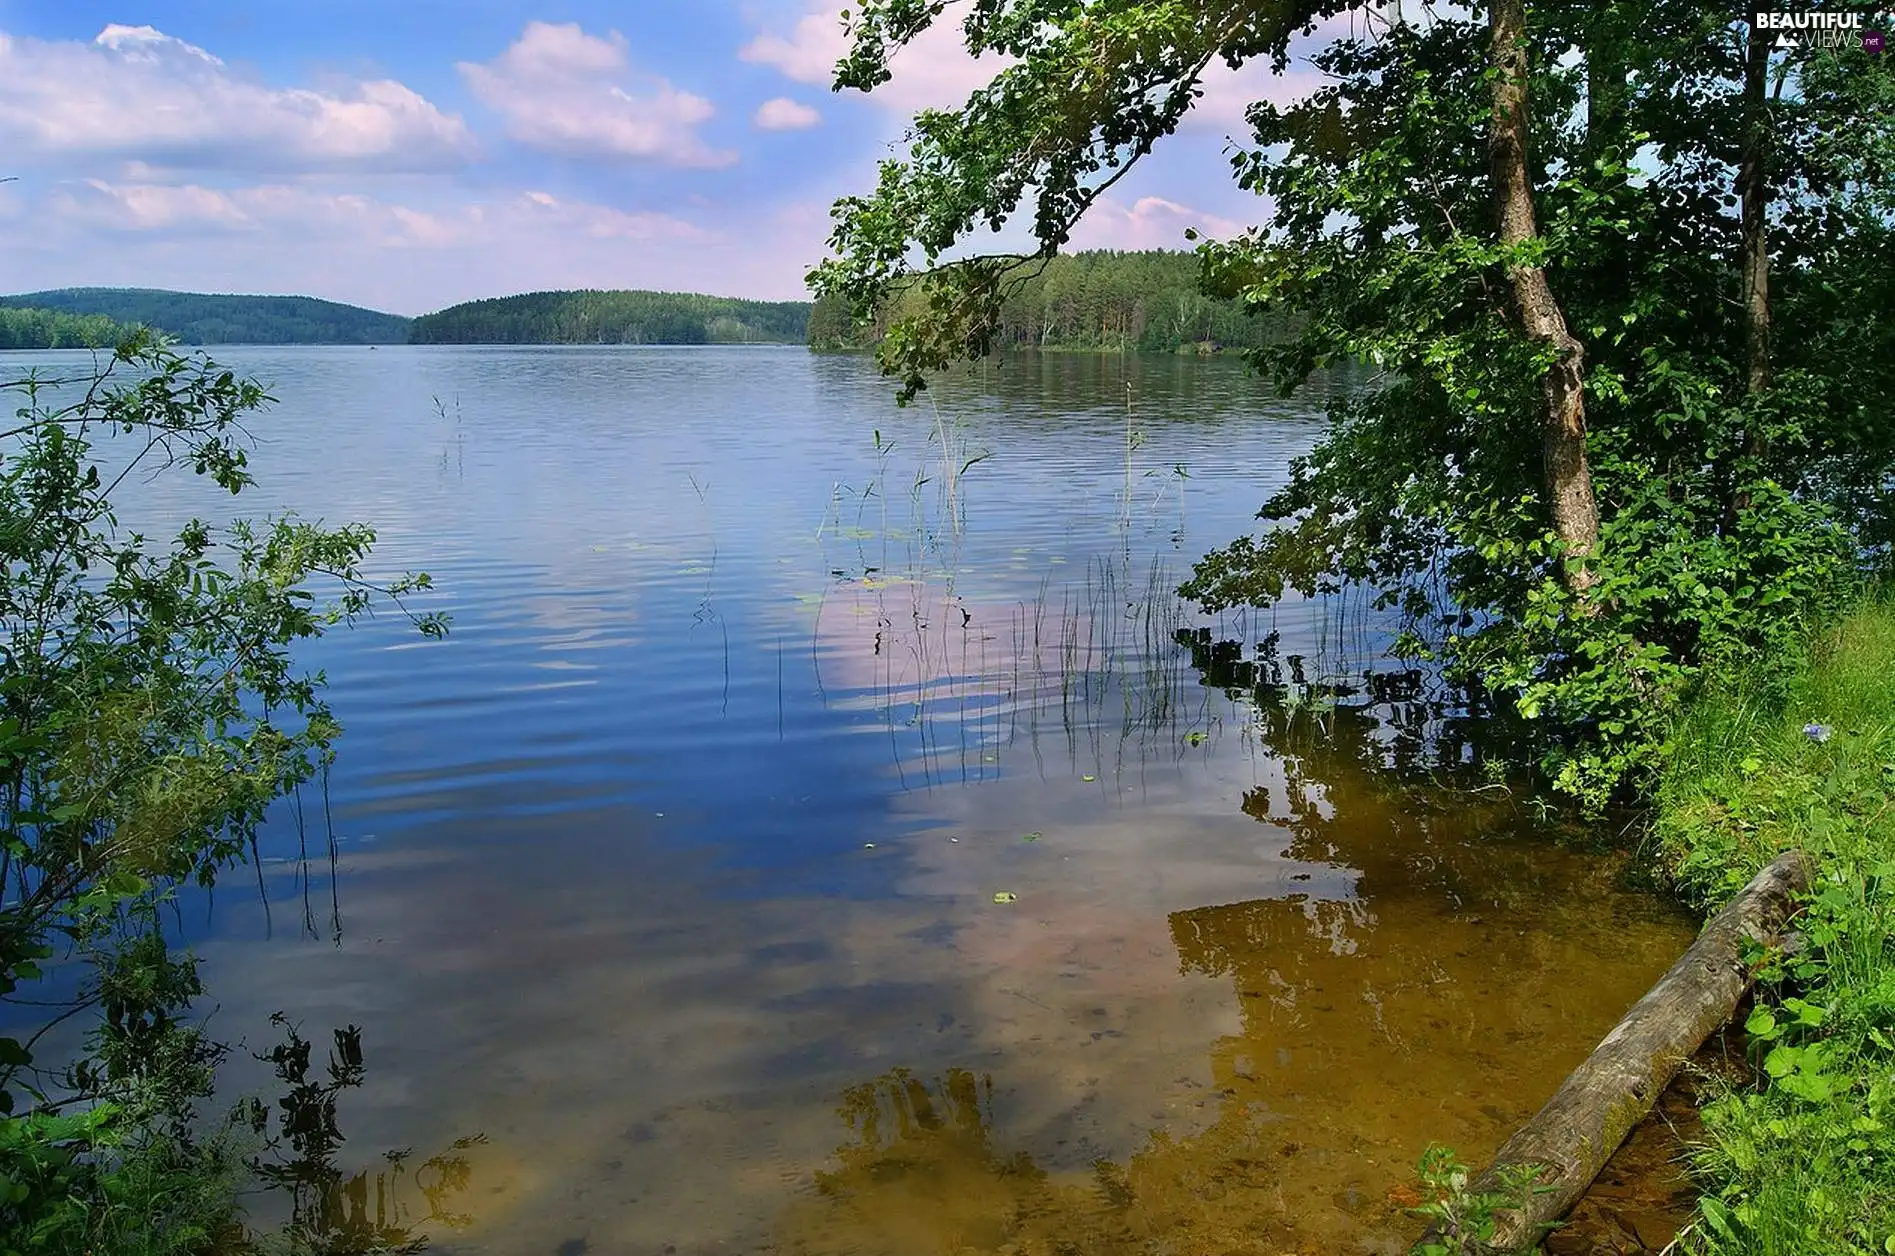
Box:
753;97;822;131
1186;9;1394;136
1186;60;1328;136
0;25;475;172
741;2;1350;128
740;2;1009;114
54;179;259;232
1067;196;1246;250
46;179;712;250
460;22;736;168
48;179;452;245
512;190;714;243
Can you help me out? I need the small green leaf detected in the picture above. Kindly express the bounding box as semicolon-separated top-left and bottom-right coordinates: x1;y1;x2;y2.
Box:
993;891;1018;904
1701;1195;1738;1241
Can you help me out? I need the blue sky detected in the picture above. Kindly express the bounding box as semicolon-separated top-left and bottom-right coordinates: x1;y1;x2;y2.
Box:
0;1;1319;313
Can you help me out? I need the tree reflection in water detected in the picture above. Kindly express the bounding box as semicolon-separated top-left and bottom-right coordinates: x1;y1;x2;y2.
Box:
775;632;1688;1256
234;1014;485;1255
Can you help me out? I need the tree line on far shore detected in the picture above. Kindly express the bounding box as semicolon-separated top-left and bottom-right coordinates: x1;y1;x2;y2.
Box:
0;304;141;350
0;289;410;345
405;288;812;345
808;249;1293;354
2;255;1287;354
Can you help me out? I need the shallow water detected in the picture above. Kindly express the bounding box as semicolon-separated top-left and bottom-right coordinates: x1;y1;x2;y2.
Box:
6;346;1694;1254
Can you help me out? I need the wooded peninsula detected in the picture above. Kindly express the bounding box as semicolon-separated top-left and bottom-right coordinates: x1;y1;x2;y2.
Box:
810;250;1291;353
0;305;141;350
407;288;810;345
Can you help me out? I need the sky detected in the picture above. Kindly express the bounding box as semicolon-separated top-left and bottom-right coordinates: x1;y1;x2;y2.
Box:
0;1;1329;314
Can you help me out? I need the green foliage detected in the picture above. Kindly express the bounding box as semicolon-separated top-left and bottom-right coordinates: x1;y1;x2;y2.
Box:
1656;593;1895;1255
1180;9;1891;804
0;1100;249;1256
1406;1144;1560;1255
818;249;1295;354
0;329;447;1249
811;0;1895;804
0;306;143;351
0;897;252;1256
810;0;1345;399
409;288;811;345
807;291;865;351
0;289;410;346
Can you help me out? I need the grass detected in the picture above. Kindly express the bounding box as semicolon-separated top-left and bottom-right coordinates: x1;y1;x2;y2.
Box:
1650;588;1895;1256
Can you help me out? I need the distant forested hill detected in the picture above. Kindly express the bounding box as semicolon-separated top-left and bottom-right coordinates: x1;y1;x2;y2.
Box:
408;290;812;345
808;249;1295;353
0;305;144;350
0;289;411;345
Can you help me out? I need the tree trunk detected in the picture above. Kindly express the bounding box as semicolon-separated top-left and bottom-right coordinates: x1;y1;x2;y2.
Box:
1723;25;1772;529
1419;850;1811;1253
1739;27;1771;397
1490;0;1600;599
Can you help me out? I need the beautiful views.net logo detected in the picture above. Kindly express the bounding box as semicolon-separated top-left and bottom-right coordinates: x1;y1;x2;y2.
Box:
1751;8;1889;51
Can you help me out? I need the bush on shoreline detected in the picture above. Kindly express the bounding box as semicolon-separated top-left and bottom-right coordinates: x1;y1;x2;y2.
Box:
0;335;448;1253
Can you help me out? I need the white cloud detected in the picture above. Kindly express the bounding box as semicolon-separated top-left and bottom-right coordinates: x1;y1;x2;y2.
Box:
46;179;712;250
509;189;713;242
460;22;735;168
740;2;1008;113
2;177;823;313
0;25;475;173
46;179;456;245
53;179;258;232
93;24;222;65
1067;195;1245;250
753;97;821;131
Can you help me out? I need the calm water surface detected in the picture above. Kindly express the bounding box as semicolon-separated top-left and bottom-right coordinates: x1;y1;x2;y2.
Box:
23;346;1694;1254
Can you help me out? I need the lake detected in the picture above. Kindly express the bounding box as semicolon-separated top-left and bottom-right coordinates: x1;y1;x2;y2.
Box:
11;345;1694;1255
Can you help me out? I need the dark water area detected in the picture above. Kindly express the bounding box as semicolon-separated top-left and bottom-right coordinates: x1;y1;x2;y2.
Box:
5;346;1695;1254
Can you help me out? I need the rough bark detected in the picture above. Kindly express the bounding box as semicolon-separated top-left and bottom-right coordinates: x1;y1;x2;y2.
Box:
1489;0;1600;599
1739;28;1772;398
1419;850;1811;1253
1722;26;1772;530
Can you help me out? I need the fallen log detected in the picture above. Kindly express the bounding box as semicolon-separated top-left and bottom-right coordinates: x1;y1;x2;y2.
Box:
1420;849;1810;1253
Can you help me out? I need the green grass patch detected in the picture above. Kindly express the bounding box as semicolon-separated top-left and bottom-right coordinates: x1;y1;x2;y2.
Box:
1653;588;1895;1255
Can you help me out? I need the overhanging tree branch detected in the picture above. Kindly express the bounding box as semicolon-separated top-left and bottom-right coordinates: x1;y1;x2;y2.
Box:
811;1;1380;398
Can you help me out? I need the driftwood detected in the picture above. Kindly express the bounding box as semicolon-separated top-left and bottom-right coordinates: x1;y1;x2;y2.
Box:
1422;849;1811;1252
